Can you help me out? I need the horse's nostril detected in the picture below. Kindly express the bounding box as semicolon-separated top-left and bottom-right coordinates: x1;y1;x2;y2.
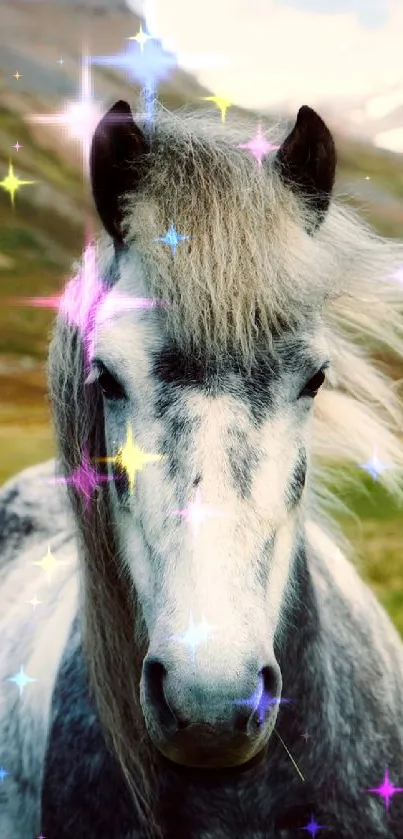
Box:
260;664;281;702
234;665;280;734
143;658;179;735
233;702;255;733
143;657;281;742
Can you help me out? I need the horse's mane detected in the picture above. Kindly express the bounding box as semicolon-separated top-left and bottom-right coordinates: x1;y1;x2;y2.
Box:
47;103;403;837
120;105;403;520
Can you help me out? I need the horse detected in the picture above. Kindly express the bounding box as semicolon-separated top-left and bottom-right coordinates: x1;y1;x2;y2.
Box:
1;99;403;839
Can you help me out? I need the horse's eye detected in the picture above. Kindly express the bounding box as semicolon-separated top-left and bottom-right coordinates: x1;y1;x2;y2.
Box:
299;368;326;399
98;365;126;400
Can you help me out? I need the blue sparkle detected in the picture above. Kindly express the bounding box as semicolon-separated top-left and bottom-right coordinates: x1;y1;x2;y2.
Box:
360;450;390;481
6;664;37;697
0;766;10;783
91;38;177;88
302;814;329;836
231;673;291;724
155;222;190;257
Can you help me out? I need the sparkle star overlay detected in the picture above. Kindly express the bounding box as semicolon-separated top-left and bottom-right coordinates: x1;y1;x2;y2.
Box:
32;544;68;581
27;594;42;610
92;36;177;123
57;239;162;365
127;23;153;53
49;448;114;509
393;265;403;285
301;815;328;836
0;162;36;207
360;448;391;480
237;125;280;169
0;766;10;783
171;487;225;541
28;54;101;177
367;769;403;811
155;222;190;257
231;675;291;727
6;665;37;697
97;424;165;493
7;238;167;367
93;10;228;124
170;614;218;667
202;93;232;124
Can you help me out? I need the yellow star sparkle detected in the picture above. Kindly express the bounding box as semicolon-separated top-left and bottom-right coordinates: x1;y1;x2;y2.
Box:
127;24;152;52
32;545;61;580
13;71;22;81
100;425;165;493
0;161;36;207
202;93;232;124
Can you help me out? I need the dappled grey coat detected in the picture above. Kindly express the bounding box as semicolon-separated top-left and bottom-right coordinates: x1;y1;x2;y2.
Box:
1;460;403;838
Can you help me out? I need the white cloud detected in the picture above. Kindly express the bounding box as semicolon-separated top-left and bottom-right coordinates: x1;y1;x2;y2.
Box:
365;88;403;120
374;127;403;153
129;0;403;111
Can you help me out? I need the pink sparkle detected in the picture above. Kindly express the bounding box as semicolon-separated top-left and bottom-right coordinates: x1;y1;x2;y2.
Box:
367;769;403;811
49;449;112;509
8;294;61;309
7;238;168;366
94;290;168;335
28;54;101;176
393;265;403;285
237;125;280;169
13;141;22;152
171;487;224;540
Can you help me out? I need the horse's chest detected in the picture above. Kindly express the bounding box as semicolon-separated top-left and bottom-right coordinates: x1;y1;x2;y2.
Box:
41;629;140;838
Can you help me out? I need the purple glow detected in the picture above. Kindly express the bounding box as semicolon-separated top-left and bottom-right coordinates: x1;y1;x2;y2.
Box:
301;815;329;836
231;674;291;726
367;769;403;811
49;449;113;509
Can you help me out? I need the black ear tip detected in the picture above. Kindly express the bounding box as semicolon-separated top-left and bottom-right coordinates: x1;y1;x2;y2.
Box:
297;105;316;118
110;99;132;115
99;100;133;129
296;105;329;133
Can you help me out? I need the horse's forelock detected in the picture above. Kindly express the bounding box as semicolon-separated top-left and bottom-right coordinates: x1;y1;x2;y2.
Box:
121;113;333;364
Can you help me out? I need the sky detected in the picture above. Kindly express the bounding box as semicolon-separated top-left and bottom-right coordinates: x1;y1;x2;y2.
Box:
127;0;403;113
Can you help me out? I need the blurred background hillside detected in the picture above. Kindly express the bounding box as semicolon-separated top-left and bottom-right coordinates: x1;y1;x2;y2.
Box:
0;0;402;632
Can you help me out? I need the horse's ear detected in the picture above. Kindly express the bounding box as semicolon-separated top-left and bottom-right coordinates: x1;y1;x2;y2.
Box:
90;100;149;242
275;105;336;229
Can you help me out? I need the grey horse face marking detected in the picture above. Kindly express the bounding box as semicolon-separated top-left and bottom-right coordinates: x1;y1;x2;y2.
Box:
92;299;328;769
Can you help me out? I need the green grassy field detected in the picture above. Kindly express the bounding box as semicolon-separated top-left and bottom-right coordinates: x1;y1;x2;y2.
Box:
0;98;402;637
